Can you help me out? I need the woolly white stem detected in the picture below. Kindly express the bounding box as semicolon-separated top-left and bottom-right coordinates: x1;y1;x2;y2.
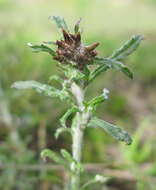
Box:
70;83;90;190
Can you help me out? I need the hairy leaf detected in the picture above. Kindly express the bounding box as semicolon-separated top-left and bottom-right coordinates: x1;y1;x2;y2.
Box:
60;106;79;127
51;16;69;31
81;175;108;189
111;61;133;79
60;149;75;163
88;117;132;145
85;88;109;109
41;149;66;166
27;43;55;56
110;35;143;60
74;18;82;33
48;75;64;84
55;127;72;139
11;80;70;100
89;64;110;83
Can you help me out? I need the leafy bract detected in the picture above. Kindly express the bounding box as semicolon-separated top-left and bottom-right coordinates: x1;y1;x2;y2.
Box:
74;18;82;33
27;43;55;56
50;16;69;31
11;80;70;100
110;35;143;60
88;117;132;145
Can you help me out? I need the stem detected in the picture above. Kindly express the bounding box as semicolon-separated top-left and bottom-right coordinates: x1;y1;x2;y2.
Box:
70;83;90;190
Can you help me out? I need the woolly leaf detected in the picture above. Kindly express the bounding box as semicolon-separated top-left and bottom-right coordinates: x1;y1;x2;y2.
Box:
111;61;133;79
27;43;55;56
89;64;110;83
11;80;70;100
85;88;109;109
51;16;69;31
110;35;143;60
41;149;66;165
55;127;72;139
60;106;79;127
88;117;132;145
60;149;74;163
81;174;108;189
74;18;82;33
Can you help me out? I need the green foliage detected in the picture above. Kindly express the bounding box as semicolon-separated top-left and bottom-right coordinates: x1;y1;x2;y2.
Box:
110;35;143;61
51;16;69;31
11;15;142;190
12;80;70;100
27;43;56;56
88;117;132;145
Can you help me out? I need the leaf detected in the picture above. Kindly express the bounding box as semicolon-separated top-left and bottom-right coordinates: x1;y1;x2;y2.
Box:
11;80;70;100
27;43;55;56
50;16;69;31
48;75;64;84
88;117;132;145
111;61;133;79
41;149;66;166
74;18;82;33
89;64;110;83
81;174;108;189
93;57;133;79
60;149;75;163
55;127;72;139
60;106;80;127
85;88;109;109
110;35;143;60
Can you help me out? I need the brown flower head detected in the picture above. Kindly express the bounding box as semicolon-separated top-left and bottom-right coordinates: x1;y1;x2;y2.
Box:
53;29;99;71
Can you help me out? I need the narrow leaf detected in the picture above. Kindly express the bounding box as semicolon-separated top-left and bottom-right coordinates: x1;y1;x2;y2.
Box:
41;149;66;165
55;127;72;139
85;88;109;109
51;16;69;31
60;106;79;127
60;149;75;163
81;175;108;189
27;43;55;56
88;117;132;145
112;61;133;79
110;35;143;60
74;18;82;33
11;80;69;100
89;64;110;83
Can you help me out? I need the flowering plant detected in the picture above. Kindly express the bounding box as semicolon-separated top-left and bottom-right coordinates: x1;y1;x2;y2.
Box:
12;16;143;190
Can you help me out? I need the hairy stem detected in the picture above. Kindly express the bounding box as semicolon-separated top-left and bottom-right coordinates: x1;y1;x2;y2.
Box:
70;83;90;190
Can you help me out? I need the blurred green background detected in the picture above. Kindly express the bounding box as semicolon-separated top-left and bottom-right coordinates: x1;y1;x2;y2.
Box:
0;0;156;189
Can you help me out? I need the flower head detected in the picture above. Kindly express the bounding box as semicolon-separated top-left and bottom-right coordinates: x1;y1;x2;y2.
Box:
54;29;99;71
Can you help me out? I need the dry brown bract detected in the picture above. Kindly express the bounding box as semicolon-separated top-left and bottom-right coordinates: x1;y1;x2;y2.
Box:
54;29;99;71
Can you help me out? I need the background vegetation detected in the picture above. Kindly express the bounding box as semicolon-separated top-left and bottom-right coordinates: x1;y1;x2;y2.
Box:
0;0;156;189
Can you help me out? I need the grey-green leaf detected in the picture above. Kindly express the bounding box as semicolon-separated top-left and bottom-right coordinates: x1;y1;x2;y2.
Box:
11;80;68;99
60;106;79;128
74;18;82;33
55;127;72;139
110;35;143;60
89;64;110;83
60;149;75;163
88;117;132;145
27;43;55;56
41;149;66;166
51;16;69;31
112;61;133;79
